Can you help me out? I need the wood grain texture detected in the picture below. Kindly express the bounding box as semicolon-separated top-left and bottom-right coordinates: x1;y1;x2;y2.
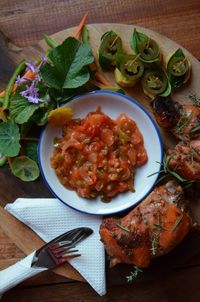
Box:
2;266;200;302
0;206;84;281
0;0;199;58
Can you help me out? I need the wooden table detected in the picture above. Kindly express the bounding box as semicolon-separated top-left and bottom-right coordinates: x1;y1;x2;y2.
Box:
0;0;200;301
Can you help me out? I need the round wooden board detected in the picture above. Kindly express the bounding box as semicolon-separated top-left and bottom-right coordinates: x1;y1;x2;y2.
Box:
14;22;200;218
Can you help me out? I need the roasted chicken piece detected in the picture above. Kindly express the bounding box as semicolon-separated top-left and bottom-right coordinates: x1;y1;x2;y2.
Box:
152;96;200;141
168;140;200;181
152;96;200;181
100;181;192;268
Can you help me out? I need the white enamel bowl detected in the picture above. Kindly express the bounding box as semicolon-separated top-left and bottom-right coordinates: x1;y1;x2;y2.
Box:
39;90;163;215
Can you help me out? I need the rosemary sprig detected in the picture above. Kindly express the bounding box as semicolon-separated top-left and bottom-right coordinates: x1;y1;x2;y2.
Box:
116;222;130;233
190;125;200;133
171;215;183;232
126;266;143;282
148;153;195;188
174;112;193;133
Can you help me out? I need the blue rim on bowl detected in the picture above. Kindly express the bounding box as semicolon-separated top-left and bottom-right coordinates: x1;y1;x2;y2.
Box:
38;90;164;216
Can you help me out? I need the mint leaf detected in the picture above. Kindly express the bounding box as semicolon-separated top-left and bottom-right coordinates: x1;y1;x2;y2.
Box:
0;121;20;156
130;29;148;53
11;156;40;181
49;88;75;103
170;48;185;58
40;37;94;89
9;92;40;124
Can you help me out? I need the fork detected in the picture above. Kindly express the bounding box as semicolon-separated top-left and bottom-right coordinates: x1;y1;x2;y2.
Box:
0;227;93;295
47;240;81;265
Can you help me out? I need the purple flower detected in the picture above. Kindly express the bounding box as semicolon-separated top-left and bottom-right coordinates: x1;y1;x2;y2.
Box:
25;95;43;104
20;81;44;104
16;55;48;88
15;75;31;86
37;55;48;70
26;61;36;73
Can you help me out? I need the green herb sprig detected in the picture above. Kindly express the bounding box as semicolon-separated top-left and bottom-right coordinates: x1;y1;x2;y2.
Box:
148;153;195;189
116;222;130;233
126;266;143;282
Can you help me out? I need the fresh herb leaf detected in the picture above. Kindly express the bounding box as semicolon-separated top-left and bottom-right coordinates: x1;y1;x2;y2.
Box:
126;266;143;282
0;120;20;156
116;222;130;233
167;48;186;89
160;79;171;97
32;100;57;126
9;92;41;124
149;153;195;188
130;29;148;54
24;142;38;162
40;37;94;90
49;88;76;103
11;156;40;181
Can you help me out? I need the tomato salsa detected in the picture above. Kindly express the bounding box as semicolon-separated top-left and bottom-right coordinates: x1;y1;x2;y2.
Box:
51;108;148;201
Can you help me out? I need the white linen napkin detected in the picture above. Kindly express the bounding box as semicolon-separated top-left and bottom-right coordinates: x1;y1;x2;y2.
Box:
4;198;106;296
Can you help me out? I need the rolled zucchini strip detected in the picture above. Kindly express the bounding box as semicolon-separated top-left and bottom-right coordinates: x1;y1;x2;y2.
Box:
114;68;137;87
166;48;191;89
99;31;123;70
137;39;160;63
118;54;144;81
130;29;161;64
142;68;168;98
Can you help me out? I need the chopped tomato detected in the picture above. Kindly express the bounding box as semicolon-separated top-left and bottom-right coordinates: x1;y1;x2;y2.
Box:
51;108;148;201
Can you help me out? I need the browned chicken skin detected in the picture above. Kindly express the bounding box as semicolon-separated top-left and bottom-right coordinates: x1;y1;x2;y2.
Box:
168;140;200;181
152;96;200;141
152;96;200;181
100;181;192;268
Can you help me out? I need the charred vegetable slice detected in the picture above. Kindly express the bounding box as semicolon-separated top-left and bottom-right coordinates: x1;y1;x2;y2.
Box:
99;31;123;69
142;68;168;98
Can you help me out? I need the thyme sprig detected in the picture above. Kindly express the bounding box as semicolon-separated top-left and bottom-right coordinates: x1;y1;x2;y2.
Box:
148;153;195;189
126;266;143;282
151;230;160;256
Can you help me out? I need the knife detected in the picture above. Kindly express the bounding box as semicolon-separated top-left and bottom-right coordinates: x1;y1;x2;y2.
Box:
0;227;93;295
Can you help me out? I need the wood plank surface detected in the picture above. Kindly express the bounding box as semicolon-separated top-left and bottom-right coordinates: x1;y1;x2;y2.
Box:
2;266;200;302
0;0;199;58
0;1;200;301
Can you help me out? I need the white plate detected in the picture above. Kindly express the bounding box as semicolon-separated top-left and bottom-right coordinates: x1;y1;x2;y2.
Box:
39;90;163;215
